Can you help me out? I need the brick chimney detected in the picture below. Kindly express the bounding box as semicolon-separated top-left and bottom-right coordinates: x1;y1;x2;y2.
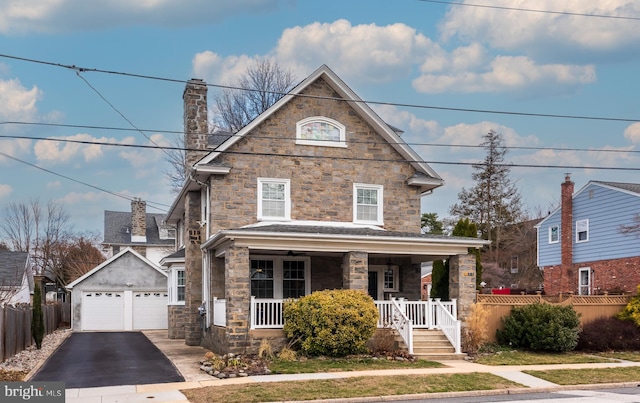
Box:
183;79;209;174
560;174;574;291
131;198;147;244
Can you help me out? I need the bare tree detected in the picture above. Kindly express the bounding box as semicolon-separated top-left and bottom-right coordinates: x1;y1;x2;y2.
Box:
164;59;297;194
56;234;105;287
0;199;72;281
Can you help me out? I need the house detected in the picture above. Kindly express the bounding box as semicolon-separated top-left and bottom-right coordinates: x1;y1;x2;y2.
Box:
66;247;168;331
164;65;489;355
0;250;34;305
536;175;640;295
102;198;175;266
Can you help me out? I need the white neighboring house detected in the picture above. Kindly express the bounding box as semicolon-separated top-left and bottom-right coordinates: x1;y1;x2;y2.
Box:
0;251;34;305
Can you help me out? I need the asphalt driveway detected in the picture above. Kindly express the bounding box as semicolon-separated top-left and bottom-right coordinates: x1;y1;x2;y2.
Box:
31;332;185;388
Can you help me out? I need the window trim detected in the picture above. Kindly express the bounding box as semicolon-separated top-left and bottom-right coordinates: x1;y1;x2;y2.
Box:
510;255;518;274
353;183;384;226
296;116;347;148
168;266;186;305
369;265;399;295
576;219;589;243
250;255;311;299
548;225;559;244
257;178;291;221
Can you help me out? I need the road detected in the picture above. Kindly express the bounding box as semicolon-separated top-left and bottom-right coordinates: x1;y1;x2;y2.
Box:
389;387;640;402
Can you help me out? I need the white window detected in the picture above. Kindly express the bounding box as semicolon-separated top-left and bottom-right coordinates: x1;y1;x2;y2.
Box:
250;256;310;299
548;225;559;244
579;267;591;295
353;184;383;225
257;178;291;220
296;116;346;148
368;265;399;300
576;219;589;243
510;256;518;274
168;266;185;305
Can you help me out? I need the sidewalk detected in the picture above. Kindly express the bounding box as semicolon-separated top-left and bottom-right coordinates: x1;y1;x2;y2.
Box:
64;332;640;402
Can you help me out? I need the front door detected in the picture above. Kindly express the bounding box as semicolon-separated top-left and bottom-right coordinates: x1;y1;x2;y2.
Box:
368;271;378;300
579;267;591;295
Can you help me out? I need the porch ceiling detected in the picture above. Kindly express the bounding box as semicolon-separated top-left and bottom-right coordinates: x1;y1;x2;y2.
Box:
202;224;489;260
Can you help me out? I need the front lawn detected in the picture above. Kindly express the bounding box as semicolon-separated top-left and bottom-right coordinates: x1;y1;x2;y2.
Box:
269;356;443;373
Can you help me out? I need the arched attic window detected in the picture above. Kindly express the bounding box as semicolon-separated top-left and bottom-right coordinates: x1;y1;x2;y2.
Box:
296;116;346;148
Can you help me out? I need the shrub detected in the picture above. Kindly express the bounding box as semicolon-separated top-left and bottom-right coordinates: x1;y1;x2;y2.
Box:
31;285;44;350
462;303;489;354
577;316;640;351
368;328;398;355
496;303;581;352
617;285;640;326
283;289;378;357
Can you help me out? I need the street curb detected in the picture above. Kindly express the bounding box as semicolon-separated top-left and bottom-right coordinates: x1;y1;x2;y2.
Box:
261;381;640;403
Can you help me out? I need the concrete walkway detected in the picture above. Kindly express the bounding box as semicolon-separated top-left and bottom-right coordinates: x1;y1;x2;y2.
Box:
63;331;640;402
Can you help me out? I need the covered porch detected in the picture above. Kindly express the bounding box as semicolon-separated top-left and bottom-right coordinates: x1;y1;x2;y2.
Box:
200;224;488;355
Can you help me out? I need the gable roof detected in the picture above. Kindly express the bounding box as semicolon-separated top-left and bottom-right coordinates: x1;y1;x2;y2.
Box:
66;247;166;289
0;251;30;287
535;180;640;228
103;210;174;246
196;64;443;185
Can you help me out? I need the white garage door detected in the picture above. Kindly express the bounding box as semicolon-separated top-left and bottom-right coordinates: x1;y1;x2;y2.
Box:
133;291;168;330
82;290;167;331
82;292;125;331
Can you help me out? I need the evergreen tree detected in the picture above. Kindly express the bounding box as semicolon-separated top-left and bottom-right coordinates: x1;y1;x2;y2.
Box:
421;212;444;234
32;284;45;349
430;259;449;300
449;130;524;262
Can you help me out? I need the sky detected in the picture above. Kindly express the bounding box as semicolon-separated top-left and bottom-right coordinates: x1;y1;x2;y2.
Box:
0;0;639;238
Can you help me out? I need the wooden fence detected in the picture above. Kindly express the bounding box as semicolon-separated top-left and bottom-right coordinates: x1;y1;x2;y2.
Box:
0;302;68;362
476;293;632;343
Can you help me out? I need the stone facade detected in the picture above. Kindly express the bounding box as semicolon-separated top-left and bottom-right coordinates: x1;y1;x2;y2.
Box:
342;251;369;292
449;254;477;323
168;305;187;339
184;191;203;346
183;79;209;170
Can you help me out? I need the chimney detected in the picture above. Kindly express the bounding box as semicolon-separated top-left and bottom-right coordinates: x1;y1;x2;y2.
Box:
183;79;209;174
560;174;574;289
131;198;147;244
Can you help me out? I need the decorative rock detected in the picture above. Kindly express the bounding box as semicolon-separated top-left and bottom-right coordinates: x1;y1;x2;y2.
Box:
239;373;249;377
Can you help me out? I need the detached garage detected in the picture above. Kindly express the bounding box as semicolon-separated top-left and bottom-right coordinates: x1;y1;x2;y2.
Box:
67;248;168;332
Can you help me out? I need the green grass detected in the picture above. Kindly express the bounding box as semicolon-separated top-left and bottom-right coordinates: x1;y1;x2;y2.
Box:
524;366;640;385
269;356;443;373
182;373;522;403
593;351;640;362
474;350;616;366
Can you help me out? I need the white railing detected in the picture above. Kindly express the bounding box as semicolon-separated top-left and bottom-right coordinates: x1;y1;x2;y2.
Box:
434;298;461;354
250;296;285;329
389;298;413;354
247;297;460;354
212;298;226;327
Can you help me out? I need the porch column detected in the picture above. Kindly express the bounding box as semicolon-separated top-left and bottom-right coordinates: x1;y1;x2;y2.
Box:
342;251;368;292
184;190;203;346
225;246;251;353
448;254;476;322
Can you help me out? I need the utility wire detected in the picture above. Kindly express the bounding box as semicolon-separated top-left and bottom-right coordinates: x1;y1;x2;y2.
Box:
417;0;640;21
1;131;639;156
1;53;639;124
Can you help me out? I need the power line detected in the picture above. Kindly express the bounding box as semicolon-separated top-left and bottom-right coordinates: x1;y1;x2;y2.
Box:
1;53;639;124
418;0;640;21
2;131;639;156
1;134;638;172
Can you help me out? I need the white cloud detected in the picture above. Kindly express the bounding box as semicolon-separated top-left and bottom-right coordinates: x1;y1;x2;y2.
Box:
193;20;440;86
440;1;640;60
624;122;640;144
372;105;440;138
0;78;42;124
46;180;61;189
33;133;127;164
0;184;12;198
119;133;170;174
0;0;285;34
0;139;32;164
414;54;596;94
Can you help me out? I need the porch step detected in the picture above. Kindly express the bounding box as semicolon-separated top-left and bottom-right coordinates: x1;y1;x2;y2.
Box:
411;329;466;361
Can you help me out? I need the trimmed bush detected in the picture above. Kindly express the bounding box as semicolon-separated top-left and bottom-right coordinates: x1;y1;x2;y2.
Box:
496;303;581;352
32;285;44;350
617;285;640;326
577;316;640;351
283;289;378;357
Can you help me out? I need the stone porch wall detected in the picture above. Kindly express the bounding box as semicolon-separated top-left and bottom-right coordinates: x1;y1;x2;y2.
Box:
168;305;186;339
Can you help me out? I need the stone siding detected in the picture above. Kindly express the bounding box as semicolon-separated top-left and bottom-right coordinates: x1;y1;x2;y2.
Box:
204;78;422;234
342;251;369;292
449;254;477;323
184;191;203;346
168;305;187;339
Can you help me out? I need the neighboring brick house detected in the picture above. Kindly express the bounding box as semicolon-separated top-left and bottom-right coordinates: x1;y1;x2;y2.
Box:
536;175;640;295
102;198;176;266
164;65;488;354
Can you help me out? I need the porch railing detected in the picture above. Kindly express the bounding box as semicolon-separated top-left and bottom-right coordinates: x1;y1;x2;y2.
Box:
375;298;456;329
388;298;413;354
434;298;461;354
250;296;285;329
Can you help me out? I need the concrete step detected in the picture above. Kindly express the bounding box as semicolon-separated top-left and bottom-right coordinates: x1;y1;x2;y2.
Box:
414;353;467;361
